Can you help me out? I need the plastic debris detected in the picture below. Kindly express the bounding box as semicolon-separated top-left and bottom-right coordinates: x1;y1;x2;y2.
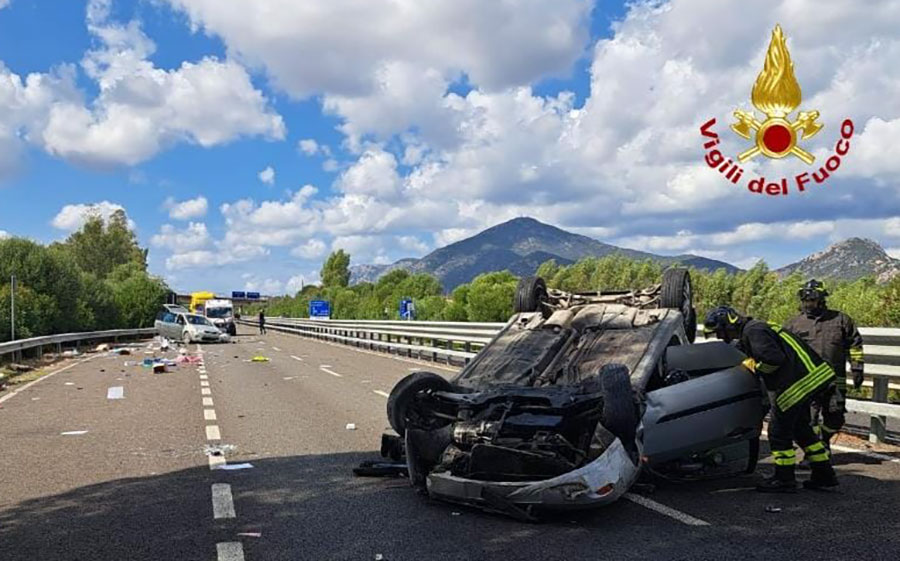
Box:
205;443;237;457
153;363;167;374
95;343;110;352
9;363;33;372
62;350;80;357
765;506;782;513
451;512;461;516
158;337;171;351
110;348;132;355
176;355;203;364
375;555;385;561
251;356;270;363
237;532;262;538
216;463;254;471
61;430;88;435
64;382;75;386
346;423;357;430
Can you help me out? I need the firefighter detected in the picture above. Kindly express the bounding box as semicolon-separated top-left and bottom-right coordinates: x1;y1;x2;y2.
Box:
784;279;864;447
703;306;839;492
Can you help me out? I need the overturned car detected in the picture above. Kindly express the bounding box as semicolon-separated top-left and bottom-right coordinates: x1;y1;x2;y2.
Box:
367;269;768;518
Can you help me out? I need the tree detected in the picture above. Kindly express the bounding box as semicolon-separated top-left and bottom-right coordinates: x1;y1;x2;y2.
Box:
321;250;351;288
107;263;169;328
465;271;518;322
61;210;146;279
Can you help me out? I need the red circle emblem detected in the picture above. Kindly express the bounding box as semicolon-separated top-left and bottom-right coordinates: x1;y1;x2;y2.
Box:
762;124;792;153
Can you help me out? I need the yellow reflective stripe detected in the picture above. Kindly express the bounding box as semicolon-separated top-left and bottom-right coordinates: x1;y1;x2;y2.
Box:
771;449;796;458
757;362;779;374
821;424;839;434
777;364;835;411
849;347;864;361
807;452;830;463
777;330;815;372
804;441;826;454
774;456;797;466
777;364;834;410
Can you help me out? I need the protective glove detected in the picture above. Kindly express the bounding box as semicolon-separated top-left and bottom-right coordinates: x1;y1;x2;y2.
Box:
852;366;864;390
741;357;757;373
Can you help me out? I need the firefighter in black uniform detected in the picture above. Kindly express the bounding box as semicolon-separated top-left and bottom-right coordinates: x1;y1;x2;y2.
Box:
784;280;865;448
704;306;839;492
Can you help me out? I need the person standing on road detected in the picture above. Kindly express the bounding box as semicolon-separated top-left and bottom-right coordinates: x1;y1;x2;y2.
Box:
704;306;839;493
784;280;864;449
259;309;267;335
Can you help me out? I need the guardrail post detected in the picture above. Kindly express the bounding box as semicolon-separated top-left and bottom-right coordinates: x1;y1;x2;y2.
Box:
870;376;889;443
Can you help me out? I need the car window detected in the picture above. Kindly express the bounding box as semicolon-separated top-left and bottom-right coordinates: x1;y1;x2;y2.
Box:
163;312;176;323
176;315;186;325
187;315;211;326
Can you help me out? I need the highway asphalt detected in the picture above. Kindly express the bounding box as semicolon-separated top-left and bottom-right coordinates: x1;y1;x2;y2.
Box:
1;327;899;560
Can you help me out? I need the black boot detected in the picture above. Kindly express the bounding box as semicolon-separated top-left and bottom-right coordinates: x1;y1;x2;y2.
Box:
803;463;839;490
757;465;798;493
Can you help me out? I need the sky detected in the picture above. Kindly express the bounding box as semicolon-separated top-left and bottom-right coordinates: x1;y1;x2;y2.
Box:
1;0;899;296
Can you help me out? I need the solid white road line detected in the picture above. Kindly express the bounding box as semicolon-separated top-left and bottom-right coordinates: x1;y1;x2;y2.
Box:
204;409;217;421
272;346;282;351
106;386;124;399
623;493;711;527
291;355;304;362
201;380;210;387
216;542;245;561
373;390;390;398
0;354;98;404
203;397;214;406
201;388;212;395
320;366;343;378
206;425;222;440
211;484;236;519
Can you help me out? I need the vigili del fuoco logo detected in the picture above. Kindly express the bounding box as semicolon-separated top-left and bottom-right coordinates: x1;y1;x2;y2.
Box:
699;25;854;196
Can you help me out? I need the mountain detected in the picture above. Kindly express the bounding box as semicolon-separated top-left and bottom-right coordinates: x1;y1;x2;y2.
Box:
776;238;900;283
350;217;739;289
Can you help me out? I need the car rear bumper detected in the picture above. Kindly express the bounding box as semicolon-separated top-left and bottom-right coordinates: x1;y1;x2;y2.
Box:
425;438;640;509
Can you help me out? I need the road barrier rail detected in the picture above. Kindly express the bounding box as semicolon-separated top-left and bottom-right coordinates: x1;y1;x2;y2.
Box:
0;328;157;363
242;317;900;443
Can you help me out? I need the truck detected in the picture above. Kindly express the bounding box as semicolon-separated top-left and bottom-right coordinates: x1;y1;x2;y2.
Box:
203;299;237;336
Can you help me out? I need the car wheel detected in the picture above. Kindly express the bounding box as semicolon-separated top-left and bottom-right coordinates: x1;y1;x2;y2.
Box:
228;324;237;336
661;268;696;340
387;372;452;435
514;276;549;317
599;363;639;451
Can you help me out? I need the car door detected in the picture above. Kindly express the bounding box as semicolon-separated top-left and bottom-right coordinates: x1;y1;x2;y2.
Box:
641;341;768;465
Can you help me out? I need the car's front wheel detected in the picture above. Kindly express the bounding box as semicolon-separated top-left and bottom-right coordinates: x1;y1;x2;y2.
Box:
599;363;639;455
661;268;696;342
386;371;452;435
514;276;549;317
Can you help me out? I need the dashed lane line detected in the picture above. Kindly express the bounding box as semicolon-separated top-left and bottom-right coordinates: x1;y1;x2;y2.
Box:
272;346;282;352
201;380;210;387
320;366;344;378
209;454;226;470
216;542;245;561
373;390;390;398
291;355;304;362
203;397;214;407
623;493;711;526
0;353;100;404
206;425;222;441
204;409;217;421
200;374;209;380
202;388;212;396
211;484;236;519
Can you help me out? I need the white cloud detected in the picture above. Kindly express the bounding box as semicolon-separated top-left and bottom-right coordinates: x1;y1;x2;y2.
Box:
291;238;327;259
164;243;268;271
286;273;316;294
886;248;900;260
51;201;132;231
244;277;284;295
298;138;320;155
0;230;9;240
258;165;275;185
164;196;208;220
151;222;211;251
0;1;284;177
336;147;402;199
0;1;9;10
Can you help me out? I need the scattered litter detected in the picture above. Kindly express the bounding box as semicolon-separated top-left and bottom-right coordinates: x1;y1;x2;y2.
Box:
375;555;385;561
176;355;203;364
346;423;357;430
143;351;153;355
237;532;262;538
64;382;75;386
107;386;124;399
142;358;155;368
216;463;254;471
451;512;461;516
158;337;171;351
61;430;88;436
153;363;167;374
109;348;132;355
765;506;782;513
283;377;295;380
251;356;270;363
9;363;33;372
205;443;237;457
95;343;110;352
62;350;80;357
31;397;40;401
100;369;106;373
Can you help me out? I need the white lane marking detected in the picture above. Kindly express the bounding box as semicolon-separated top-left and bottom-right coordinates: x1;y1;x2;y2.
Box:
204;409;217;421
203;397;214;406
211;484;236;519
201;388;212;395
321;364;332;368
272;346;282;352
0;354;99;404
320;366;343;378
216;542;245;561
623;493;711;527
61;430;88;436
283;376;295;380
201;380;210;387
373;390;390;398
291;355;304;362
106;386;124;399
209;454;226;470
206;425;222;440
200;374;209;380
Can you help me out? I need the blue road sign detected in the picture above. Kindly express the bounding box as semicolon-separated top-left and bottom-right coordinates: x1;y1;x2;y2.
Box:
309;300;331;318
232;291;246;299
399;298;415;320
247;292;261;300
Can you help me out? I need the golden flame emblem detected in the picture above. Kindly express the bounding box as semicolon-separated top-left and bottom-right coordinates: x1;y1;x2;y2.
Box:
731;25;822;164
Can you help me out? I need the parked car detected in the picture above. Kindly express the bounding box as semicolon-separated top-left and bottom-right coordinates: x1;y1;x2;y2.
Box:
375;269;767;519
155;308;225;343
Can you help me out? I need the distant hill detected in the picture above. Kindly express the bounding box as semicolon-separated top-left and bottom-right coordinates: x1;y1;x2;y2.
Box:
776;238;900;283
350;217;739;289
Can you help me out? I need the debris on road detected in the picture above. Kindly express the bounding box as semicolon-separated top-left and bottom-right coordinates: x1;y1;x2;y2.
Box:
205;443;237;457
765;506;782;513
107;386;124;400
61;430;88;435
346;423;357;430
176;355;202;364
251;356;270;363
237;532;262;538
375;554;385;560
216;463;254;471
109;348;132;355
64;382;75;386
152;363;167;374
62;350;80;357
9;363;33;372
95;343;110;352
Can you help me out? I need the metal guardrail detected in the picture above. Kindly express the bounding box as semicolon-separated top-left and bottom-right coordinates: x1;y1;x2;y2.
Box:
244;317;900;443
0;328;157;362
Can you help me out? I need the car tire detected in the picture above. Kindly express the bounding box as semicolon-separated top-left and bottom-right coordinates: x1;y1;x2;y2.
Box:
514;276;549;317
661;268;696;341
387;372;452;435
599;363;638;450
228;324;237;336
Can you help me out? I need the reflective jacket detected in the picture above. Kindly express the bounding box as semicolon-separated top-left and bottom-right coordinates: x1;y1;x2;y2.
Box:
784;309;864;386
737;319;836;412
